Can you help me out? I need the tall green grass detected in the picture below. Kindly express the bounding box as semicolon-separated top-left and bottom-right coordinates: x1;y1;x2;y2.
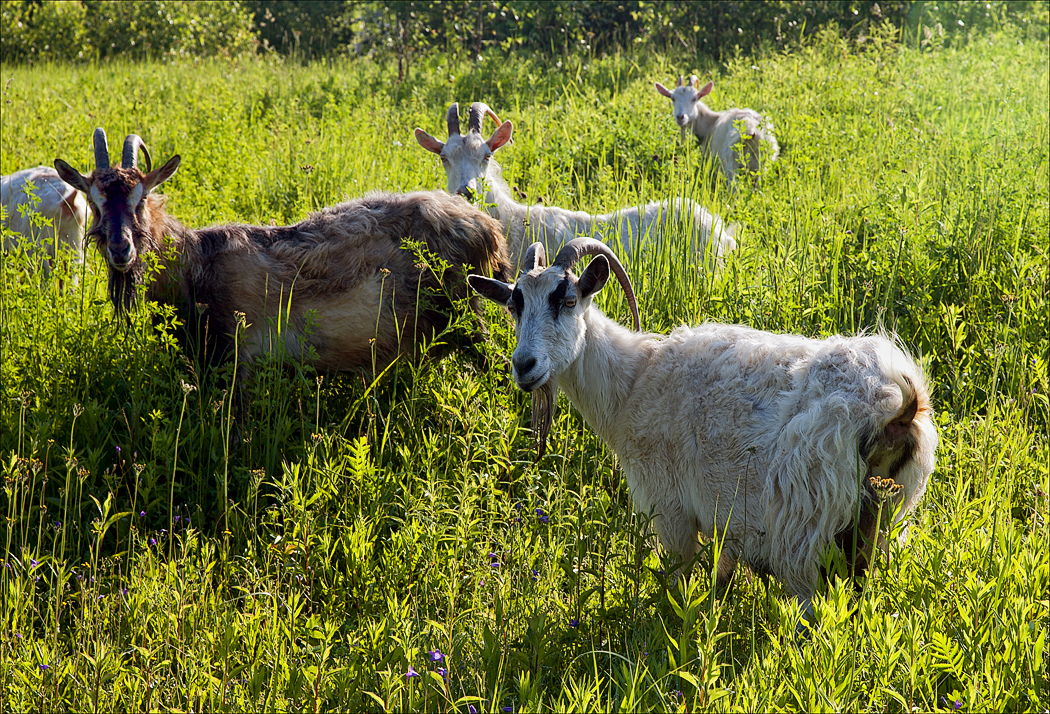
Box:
1;24;1047;712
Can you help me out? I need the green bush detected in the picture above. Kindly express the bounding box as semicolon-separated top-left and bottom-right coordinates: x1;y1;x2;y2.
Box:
1;0;88;62
1;0;255;63
82;0;256;60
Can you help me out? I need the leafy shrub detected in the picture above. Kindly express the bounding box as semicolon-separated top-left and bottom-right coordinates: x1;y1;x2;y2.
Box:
1;0;255;63
82;0;256;60
1;0;88;62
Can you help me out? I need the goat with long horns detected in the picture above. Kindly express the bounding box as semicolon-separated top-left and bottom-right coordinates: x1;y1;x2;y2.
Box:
55;128;511;381
470;237;937;629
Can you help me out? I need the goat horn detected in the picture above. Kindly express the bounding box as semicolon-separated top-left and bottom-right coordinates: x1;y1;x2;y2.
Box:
677;75;684;87
122;134;152;173
446;103;461;136
468;102;501;134
552;238;641;332
93;127;110;170
521;242;547;276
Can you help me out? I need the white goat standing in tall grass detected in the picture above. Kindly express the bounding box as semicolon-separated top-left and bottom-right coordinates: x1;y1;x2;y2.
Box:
655;75;780;186
469;238;938;626
2;166;87;276
415;102;737;270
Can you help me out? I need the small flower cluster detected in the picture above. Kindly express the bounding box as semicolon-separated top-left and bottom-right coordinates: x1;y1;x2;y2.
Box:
512;502;551;526
405;649;448;682
869;474;903;501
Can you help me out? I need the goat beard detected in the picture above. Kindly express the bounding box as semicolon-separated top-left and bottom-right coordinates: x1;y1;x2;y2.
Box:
108;260;147;319
531;379;557;460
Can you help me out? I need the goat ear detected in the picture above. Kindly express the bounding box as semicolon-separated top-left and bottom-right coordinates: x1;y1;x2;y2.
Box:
414;128;445;154
577;255;610;299
487;121;513;151
697;80;713;98
142;155;180;193
53;159;90;194
654;82;673;98
467;274;513;305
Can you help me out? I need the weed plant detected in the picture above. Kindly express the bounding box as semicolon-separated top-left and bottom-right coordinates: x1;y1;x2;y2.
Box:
1;23;1047;712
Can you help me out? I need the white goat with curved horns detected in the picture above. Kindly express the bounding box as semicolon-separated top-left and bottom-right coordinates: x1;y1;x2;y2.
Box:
415;102;737;270
468;238;937;624
655;75;779;185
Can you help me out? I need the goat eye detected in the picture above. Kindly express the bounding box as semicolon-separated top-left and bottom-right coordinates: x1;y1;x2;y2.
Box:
563;297;577;309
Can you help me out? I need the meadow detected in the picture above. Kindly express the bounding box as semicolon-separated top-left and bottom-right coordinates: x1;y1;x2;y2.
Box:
1;22;1047;712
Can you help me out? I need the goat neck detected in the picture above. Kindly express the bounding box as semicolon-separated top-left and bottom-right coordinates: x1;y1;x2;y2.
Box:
556;306;652;445
688;101;721;143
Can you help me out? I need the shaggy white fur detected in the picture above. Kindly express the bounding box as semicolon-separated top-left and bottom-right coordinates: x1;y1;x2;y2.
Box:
470;240;938;623
416;102;737;270
655;76;780;185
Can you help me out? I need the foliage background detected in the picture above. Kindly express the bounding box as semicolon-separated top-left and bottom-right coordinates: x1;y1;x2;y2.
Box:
3;0;1048;63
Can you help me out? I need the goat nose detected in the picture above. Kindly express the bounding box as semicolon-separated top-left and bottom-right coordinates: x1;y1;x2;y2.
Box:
457;186;475;200
513;354;537;376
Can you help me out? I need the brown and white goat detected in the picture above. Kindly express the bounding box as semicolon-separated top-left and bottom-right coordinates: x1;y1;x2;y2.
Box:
54;128;511;377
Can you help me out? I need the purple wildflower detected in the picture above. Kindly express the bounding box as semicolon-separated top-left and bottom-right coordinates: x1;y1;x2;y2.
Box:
174;515;180;523
149;538;157;547
30;559;38;569
139;511;146;517
115;446;121;454
436;666;448;679
405;665;419;679
502;707;513;713
530;568;539;579
568;618;579;628
40;663;49;671
535;508;549;524
428;649;444;663
469;706;478;714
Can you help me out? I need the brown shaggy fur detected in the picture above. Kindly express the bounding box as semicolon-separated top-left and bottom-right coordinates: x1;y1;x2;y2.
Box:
76;166;510;376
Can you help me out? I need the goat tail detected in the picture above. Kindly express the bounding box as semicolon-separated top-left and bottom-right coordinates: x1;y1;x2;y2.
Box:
765;390;871;601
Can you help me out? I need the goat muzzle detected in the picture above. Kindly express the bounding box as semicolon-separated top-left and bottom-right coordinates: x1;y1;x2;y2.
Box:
107;241;136;273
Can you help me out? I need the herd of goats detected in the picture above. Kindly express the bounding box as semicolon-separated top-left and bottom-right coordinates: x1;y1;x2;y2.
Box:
2;76;937;626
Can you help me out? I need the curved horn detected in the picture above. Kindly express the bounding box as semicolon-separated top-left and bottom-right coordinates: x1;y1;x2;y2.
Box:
468;102;502;134
122;134;152;173
552;238;641;332
677;74;684;87
446;103;461;136
93;127;110;170
521;242;547;276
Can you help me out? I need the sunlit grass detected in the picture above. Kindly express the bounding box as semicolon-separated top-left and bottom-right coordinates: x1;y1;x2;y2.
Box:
1;23;1047;712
